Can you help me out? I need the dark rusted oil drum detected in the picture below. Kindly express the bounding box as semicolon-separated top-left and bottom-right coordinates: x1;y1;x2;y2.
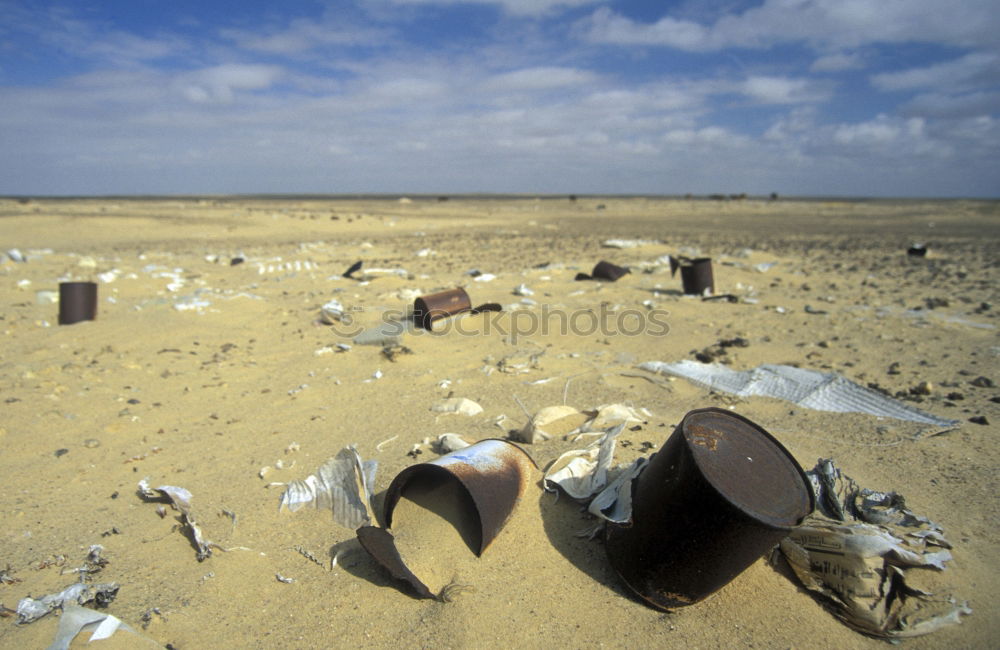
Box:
413;287;472;330
605;408;813;609
680;258;714;295
58;281;98;325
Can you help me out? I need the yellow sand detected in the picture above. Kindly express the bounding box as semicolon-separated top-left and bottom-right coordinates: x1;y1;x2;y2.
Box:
0;196;997;648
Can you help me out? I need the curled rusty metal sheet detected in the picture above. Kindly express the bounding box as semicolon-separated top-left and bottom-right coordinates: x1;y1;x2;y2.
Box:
355;526;435;600
576;260;630;282
383;439;536;556
604;407;813;610
356;439;537;599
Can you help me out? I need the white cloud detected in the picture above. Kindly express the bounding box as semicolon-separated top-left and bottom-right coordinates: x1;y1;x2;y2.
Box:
662;126;742;146
899;91;1000;119
810;51;865;72
179;64;285;104
221;16;389;54
372;0;600;17
484;66;596;91
871;52;1000;92
740;76;830;104
578;1;1000;51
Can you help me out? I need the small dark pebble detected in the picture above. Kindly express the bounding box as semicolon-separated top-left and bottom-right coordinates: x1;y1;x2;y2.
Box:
127;398;140;405
969;416;989;425
991;396;1000;404
971;376;995;388
230;257;244;266
629;425;642;431
887;362;901;375
947;392;965;400
54;448;69;457
5;397;20;403
110;491;119;499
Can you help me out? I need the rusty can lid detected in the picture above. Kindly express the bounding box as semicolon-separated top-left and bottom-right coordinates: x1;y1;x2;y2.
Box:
682;408;813;529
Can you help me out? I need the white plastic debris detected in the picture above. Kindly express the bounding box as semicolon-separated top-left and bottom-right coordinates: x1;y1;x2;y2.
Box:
473;273;496;282
430;398;484;417
279;446;377;530
777;459;971;638
16;582;120;624
588;457;648;524
514;405;586;443
47;604;153;650
353;319;412;346
138;480;214;560
6;248;25;262
543;423;624;499
319;299;346;323
577;403;647;436
173;297;211;312
35;290;58;305
639;360;959;427
435;433;472;453
602;239;659;249
513;283;534;297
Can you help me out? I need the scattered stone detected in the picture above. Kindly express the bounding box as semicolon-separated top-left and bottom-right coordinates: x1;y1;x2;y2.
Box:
970;376;995;388
910;381;933;396
54;448;69;457
924;297;949;309
888;362;901;375
968;415;989;425
946;392;965;401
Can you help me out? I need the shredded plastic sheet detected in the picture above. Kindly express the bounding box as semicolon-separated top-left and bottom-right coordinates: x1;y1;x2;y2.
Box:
279;446;377;529
16;582;120;624
138;480;214;561
516;403;649;444
638;360;959;427
543;423;624;499
46;604;157;650
587;457;647;524
776;459;971;638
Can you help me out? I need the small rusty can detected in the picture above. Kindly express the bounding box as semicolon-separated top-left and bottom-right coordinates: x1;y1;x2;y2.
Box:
604;408;813;609
413;287;472;330
680;257;714;295
591;260;629;281
58;281;98;325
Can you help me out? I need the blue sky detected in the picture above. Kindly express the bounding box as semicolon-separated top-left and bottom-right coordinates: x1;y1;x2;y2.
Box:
1;0;997;197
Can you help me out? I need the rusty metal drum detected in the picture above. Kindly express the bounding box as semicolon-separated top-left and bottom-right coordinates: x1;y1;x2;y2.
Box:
604;407;813;609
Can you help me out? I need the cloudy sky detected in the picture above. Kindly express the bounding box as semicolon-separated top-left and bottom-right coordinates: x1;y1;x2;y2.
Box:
1;0;997;197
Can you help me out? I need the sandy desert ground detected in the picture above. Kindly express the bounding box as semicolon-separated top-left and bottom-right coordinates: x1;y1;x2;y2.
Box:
0;196;997;649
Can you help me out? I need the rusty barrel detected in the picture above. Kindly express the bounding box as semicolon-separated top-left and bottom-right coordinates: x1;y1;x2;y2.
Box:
58;281;98;325
680;258;714;295
605;408;813;609
413;287;472;330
